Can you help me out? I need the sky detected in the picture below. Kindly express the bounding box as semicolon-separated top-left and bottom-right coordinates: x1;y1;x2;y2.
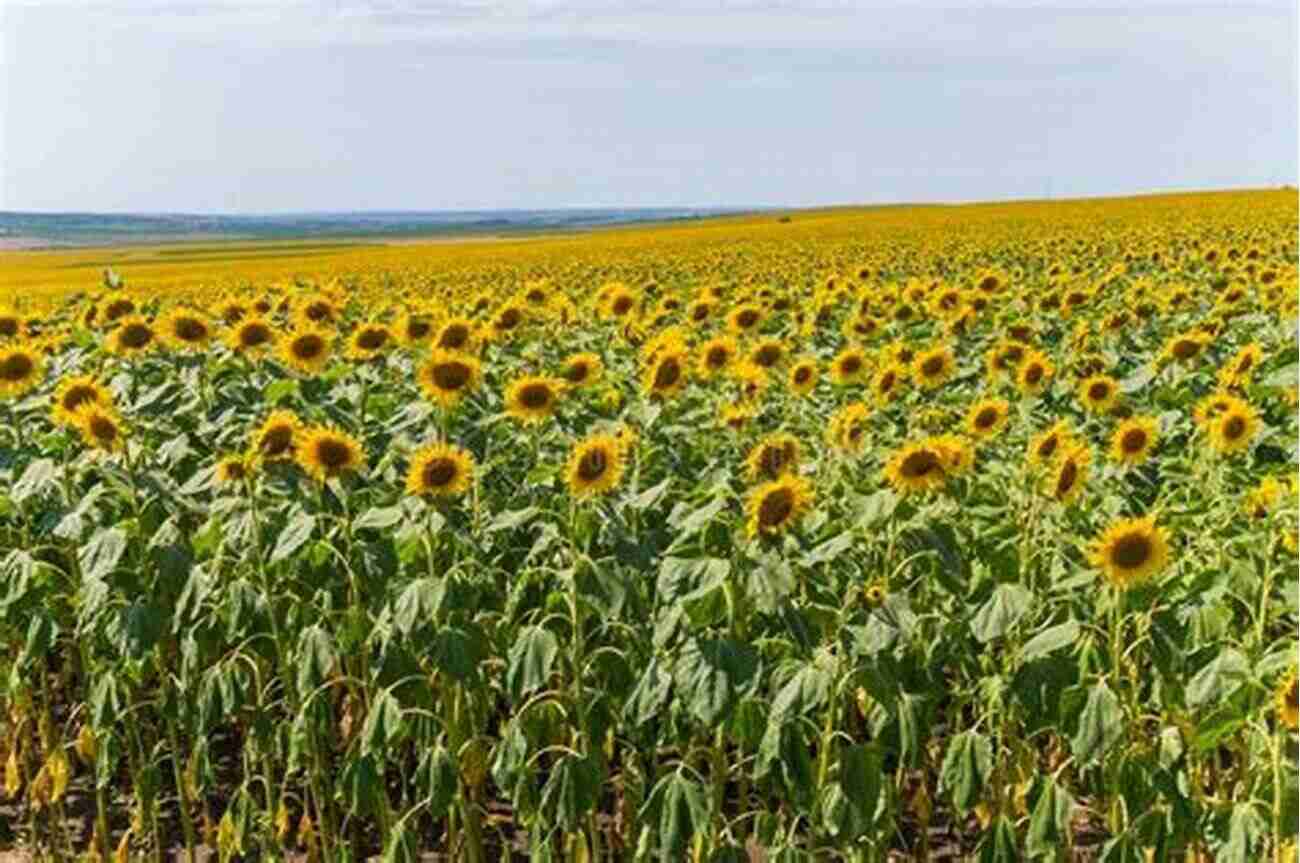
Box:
1;1;1296;213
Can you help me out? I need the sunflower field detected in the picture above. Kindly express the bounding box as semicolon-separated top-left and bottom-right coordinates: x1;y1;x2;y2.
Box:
0;189;1297;862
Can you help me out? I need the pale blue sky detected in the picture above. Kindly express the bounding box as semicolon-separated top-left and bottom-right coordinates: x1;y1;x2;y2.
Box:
2;1;1296;212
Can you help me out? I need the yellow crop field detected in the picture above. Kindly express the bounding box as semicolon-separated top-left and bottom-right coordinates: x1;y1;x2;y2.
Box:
0;188;1297;861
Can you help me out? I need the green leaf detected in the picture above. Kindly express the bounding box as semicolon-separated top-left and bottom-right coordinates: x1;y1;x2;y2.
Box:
673;636;759;725
628;477;671;510
11;458;56;505
361;690;405;755
971;584;1032;643
1072;681;1122;764
940;730;992;813
1027;777;1073;856
1186;648;1249;708
297;626;336;694
354;505;404;530
80;527;127;581
1021;619;1079;662
270;512;315;564
839;744;882;831
507;626;559;701
487;506;539;533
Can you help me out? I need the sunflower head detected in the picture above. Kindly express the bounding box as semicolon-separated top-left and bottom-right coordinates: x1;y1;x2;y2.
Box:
912;345;955;389
406;442;475;498
418;350;482;407
278;328;332;376
788;357;818;395
1078;374;1120;414
396;312;434;347
566;433;627;498
1208;401;1259;455
872;362;906;404
252;410;303;461
215;454;253;486
296;426;365;482
348;323;394;360
1047;443;1091;504
76;406;126;453
643;351;688;399
697;336;738;378
746;474;814;539
1016;349;1054;397
0;345;43;398
229;317;275;354
1089;515;1171;589
1276;669;1299;731
748;338;785;370
1027;421;1073;467
561;352;604;387
966;398;1010;439
435;317;479;352
727;303;764;334
295;294;339;327
718;401;756;432
108;315;157;356
159;308;212;350
884;438;952;495
1109;416;1158;467
745;432;801;482
505;375;564;424
51;374;111;426
830;347;869;385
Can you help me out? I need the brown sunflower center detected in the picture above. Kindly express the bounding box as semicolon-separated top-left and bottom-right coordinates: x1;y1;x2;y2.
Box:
304;301;332;321
0;317;19;337
496;308;523;329
735;309;759;328
239;323;272;348
356;328;388;350
292;334;325;360
691;304;710;321
105;301;135;321
431;361;471;391
0;353;34;381
757;487;794;528
1023;363;1044;385
564;361;591;384
1088;382;1111;402
88;415;118;444
405;320;431;340
1036;435;1059;460
753;345;781;367
62;385;98;412
260;425;292;456
1120;428;1148;454
119;323;154;349
839;356;863;376
1109;533;1152;570
577;448;608;481
1055;460;1078;496
900;449;940;479
611;296;634;316
920;356;945;377
793;366;812;385
422;458;457;488
173;317;207;341
1223;415;1246;440
314;438;353;469
438;324;471;350
653;358;681;389
974;408;999;430
706;347;729;369
1288;682;1298;710
1171;339;1200;360
517;383;554;409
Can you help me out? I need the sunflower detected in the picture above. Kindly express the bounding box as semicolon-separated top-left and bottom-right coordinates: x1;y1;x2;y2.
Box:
748;338;785;370
434;317;479;352
1192;390;1239;427
985;340;1026;380
1088;515;1171;589
788;357;818;395
560;352;604;387
687;298;714;324
726;303;764;335
348;322;394;361
228;317;276;354
965;398;1010;439
565;433;626;498
884;438;952;495
296;426;365;482
1244;476;1284;519
50;374;112;427
1218;343;1264;389
600;286;638;321
251;410;303;461
0;344;43;398
107;315;157;357
828;402;872;454
417;350;481;408
745;432;801;482
718;401;756;432
1078;374;1120;414
158;308;212;350
643;350;688;399
697;336;738;378
396;311;434;347
1207;400;1258;454
505;375;564;424
0;308;20;339
1159;330;1209;365
912;344;955;390
406;441;475;498
1047;443;1091;504
215;454;253;486
294;294;339;327
490;303;527;339
216;297;249;327
278;328;332;376
75;406;126;453
1276;669;1299;731
1109;416;1158;467
830;347;869;385
872;362;906;404
1016;350;1054;397
1026;420;1073;467
101;293;136;324
745;474;813;539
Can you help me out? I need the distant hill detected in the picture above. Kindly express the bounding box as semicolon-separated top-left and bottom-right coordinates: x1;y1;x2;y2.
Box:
0;207;749;249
